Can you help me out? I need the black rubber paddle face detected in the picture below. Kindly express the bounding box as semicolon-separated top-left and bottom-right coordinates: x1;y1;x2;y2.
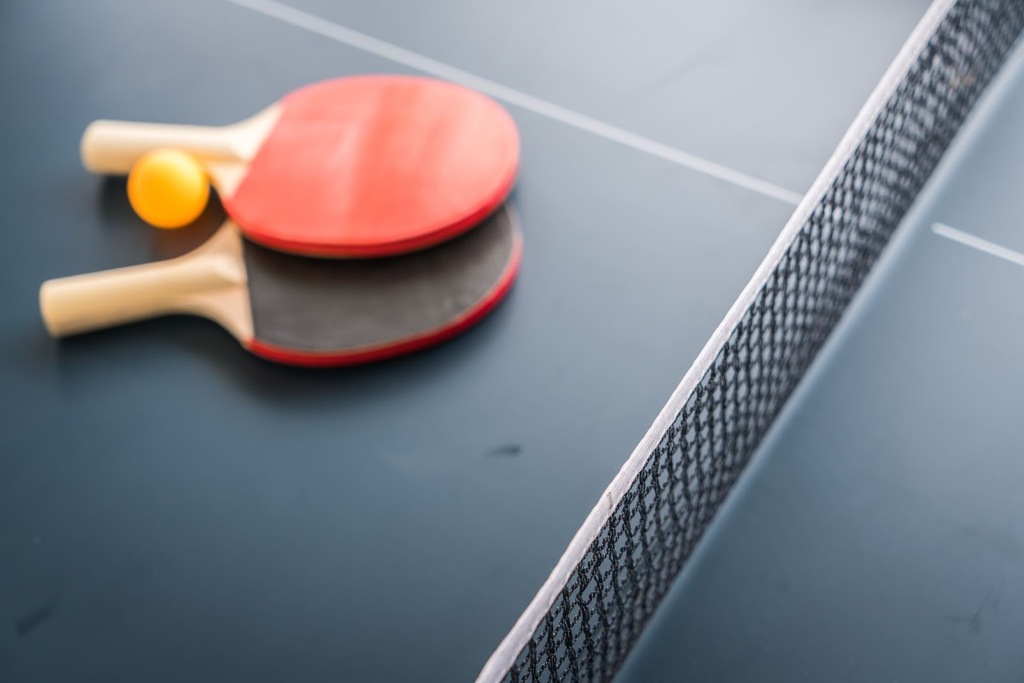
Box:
242;205;520;364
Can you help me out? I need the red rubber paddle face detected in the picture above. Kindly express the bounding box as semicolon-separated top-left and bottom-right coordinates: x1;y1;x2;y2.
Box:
224;76;520;258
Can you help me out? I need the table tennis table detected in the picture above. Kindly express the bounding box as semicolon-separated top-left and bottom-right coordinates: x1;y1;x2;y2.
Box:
6;0;1020;681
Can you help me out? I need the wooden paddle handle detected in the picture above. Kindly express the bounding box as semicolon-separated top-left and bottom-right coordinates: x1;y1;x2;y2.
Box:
40;242;247;338
80;120;239;173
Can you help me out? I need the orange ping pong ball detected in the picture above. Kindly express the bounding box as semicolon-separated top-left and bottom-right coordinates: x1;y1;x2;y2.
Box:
127;149;210;229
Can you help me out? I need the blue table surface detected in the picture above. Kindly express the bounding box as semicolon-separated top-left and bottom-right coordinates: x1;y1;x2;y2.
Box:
0;1;929;680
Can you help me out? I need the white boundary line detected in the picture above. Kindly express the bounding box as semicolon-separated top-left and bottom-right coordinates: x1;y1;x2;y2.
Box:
932;222;1024;268
475;0;958;679
223;0;804;205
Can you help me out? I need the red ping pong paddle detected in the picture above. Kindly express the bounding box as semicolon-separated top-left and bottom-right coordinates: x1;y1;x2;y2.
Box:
81;76;520;258
39;206;521;367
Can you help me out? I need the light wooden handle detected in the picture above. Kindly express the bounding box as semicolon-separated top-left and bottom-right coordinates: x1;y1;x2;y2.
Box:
80;120;238;174
40;241;246;338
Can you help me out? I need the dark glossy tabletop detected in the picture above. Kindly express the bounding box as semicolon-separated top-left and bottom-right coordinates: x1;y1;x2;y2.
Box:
0;1;930;680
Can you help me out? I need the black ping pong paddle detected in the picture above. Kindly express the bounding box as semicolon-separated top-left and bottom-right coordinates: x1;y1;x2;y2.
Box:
40;206;521;366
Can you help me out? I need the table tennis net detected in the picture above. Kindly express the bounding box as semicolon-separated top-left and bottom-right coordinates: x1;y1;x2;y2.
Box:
478;1;1024;681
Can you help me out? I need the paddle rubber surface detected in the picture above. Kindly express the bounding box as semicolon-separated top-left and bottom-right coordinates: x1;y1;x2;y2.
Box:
227;76;520;257
243;204;522;366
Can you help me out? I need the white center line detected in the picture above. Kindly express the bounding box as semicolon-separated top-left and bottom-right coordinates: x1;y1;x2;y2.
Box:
224;0;804;206
932;222;1024;268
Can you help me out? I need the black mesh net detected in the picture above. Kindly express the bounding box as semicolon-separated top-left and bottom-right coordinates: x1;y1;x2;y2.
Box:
489;1;1024;681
